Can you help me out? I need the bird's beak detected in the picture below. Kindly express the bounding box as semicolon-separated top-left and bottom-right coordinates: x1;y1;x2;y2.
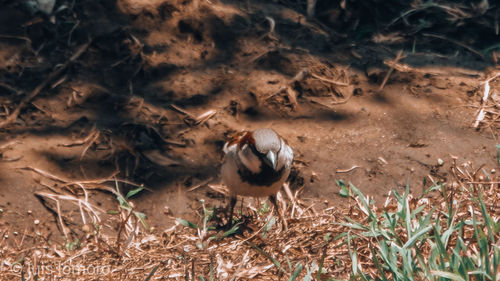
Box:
266;151;277;170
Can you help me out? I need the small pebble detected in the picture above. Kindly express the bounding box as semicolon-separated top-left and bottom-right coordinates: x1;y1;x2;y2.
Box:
82;224;91;233
491;169;496;174
34;219;40;225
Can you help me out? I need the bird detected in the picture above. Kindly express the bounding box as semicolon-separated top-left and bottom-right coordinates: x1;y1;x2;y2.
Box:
221;128;294;229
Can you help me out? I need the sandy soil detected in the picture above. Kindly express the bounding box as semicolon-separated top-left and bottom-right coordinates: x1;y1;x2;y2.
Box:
0;0;497;247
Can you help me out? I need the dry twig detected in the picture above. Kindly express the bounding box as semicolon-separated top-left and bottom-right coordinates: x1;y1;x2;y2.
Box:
379;50;404;90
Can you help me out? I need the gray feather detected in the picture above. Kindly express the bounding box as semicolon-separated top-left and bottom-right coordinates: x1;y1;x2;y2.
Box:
253;128;281;154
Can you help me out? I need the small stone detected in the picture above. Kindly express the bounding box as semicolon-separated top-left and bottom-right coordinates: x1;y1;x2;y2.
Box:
491;169;496;174
437;158;444;166
82;224;91;233
311;171;319;182
164;206;172;215
34;219;40;225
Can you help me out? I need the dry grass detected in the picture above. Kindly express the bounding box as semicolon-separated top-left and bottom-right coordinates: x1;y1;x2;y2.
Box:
473;71;500;139
0;1;499;280
0;159;498;280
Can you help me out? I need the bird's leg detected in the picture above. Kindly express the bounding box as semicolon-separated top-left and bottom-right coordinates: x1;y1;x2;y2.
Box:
227;196;237;225
239;198;244;216
269;194;288;230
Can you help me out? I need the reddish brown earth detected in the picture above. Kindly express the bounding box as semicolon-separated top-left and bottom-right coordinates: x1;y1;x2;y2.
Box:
0;0;497;247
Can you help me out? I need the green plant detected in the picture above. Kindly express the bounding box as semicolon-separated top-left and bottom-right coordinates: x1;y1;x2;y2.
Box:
65;237;80;251
176;199;240;250
258;199;271;215
496;144;500;166
177;200;330;281
114;184;149;231
339;182;499;281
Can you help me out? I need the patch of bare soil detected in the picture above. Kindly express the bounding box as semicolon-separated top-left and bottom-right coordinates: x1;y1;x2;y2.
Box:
0;0;498;279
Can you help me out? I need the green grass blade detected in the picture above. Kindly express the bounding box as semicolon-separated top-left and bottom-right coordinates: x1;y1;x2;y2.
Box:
285;253;292;272
209;262;215;281
415;244;432;279
369;245;388;281
477;192;495;243
347;231;359;276
245;241;285;273
134;211;150;231
177;218;199;229
411;204;426;218
493;245;499;281
304;263;314;281
144;264;159;281
126;186;144;199
344;216;370;230
441;221;463;249
349;183;375;219
316;246;328;281
404;186;413;239
341;222;369;231
336;179;350;197
432;224;451;264
403;225;432;249
431;270;466;281
261;216;276;238
288;263;303;281
467;270;492;279
221;223;240;238
496;144;500;166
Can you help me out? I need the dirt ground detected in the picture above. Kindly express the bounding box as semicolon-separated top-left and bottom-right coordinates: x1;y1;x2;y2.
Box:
0;0;498;250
